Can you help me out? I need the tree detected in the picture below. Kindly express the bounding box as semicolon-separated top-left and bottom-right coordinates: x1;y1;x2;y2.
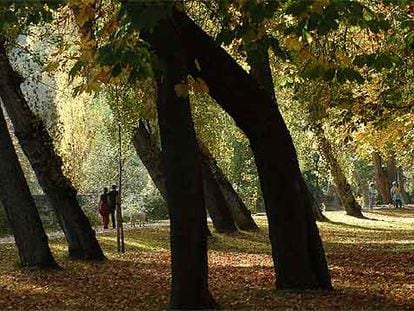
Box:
146;15;217;308
311;120;363;217
0;103;56;267
0;41;104;260
132;121;238;233
170;8;332;290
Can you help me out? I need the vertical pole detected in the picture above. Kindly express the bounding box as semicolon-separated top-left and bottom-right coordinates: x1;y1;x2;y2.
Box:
116;88;125;253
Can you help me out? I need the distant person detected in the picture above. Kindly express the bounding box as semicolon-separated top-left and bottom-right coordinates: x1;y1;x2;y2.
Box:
368;183;376;210
390;181;403;209
98;187;110;229
108;184;119;229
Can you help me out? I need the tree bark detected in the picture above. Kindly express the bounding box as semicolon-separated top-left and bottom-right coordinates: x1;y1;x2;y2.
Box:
170;9;332;290
386;155;397;183
353;169;369;209
0;42;104;260
132;121;238;233
0;104;56;267
312;122;363;217
248;43;276;103
397;166;410;204
372;152;391;204
198;143;259;230
247;42;326;221
147;17;217;309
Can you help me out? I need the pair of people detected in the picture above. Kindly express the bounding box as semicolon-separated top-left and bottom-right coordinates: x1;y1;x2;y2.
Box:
98;185;119;229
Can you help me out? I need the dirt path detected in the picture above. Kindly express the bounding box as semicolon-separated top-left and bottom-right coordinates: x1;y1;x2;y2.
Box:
0;220;170;244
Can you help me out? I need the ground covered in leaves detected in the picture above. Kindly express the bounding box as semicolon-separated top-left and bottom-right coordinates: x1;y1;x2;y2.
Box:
1;209;414;310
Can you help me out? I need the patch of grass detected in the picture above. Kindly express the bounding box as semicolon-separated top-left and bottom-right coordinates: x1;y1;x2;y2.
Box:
0;209;414;309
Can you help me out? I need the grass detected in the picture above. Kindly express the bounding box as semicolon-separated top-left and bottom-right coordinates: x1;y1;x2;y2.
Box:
0;208;414;310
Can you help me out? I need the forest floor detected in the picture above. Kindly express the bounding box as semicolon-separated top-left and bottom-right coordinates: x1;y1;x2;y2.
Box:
0;208;414;310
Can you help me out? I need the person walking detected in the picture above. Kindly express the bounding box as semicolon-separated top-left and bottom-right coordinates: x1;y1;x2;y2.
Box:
98;187;110;229
108;184;119;229
390;181;403;209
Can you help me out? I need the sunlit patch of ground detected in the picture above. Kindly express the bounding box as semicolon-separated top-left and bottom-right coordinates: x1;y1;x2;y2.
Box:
0;209;414;309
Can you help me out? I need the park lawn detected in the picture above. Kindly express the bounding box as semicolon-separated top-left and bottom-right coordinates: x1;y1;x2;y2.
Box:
0;209;414;310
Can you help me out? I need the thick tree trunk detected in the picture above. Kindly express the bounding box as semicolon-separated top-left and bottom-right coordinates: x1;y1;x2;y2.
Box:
0;105;56;267
0;42;104;260
248;44;276;103
170;9;332;290
247;43;326;221
386;155;397;183
312;123;363;217
147;18;217;309
132;122;238;233
372;152;391;204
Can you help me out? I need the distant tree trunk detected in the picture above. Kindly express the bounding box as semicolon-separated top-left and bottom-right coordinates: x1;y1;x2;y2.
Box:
247;42;326;221
147;18;217;309
0;105;56;267
386;155;397;183
171;9;332;290
386;155;409;203
353;170;369;209
0;42;104;260
372;152;391;204
398;166;410;204
132;122;237;233
198;143;259;230
312;122;363;218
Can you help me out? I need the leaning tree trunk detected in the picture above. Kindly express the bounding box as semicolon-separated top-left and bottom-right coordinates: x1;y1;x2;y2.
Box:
247;42;326;221
312;122;363;217
132;121;237;233
198;143;259;230
0;42;104;260
147;18;217;309
170;9;332;290
0;104;56;267
372;151;391;204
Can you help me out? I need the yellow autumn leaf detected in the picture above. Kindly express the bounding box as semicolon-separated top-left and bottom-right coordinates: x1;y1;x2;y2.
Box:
43;61;60;73
284;37;302;51
75;5;95;27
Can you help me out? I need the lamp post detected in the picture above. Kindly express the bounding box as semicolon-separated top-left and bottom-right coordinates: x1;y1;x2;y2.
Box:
313;152;320;196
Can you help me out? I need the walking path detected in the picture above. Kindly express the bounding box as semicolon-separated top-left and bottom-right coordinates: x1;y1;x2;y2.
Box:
0;220;170;244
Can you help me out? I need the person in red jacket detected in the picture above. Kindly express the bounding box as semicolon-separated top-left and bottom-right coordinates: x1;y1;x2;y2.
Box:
98;187;110;229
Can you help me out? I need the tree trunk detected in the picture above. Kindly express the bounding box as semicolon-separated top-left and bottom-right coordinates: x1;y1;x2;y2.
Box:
0;104;56;267
198;143;259;230
247;42;326;221
0;42;104;260
170;9;332;290
248;43;276;103
132;121;238;233
386;155;397;183
397;166;410;204
312;122;363;217
147;18;217;309
353;169;369;209
372;152;391;204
